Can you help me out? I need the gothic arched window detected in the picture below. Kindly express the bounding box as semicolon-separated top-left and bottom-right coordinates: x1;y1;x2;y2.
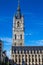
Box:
17;21;20;27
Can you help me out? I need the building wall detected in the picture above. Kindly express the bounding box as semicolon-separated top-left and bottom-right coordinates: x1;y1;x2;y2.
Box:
12;50;43;65
12;16;24;46
0;40;2;62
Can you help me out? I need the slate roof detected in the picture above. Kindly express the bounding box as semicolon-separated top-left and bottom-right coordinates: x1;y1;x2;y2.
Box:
12;46;43;54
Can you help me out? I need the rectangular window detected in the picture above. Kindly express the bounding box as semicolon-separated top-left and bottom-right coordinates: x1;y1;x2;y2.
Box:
20;34;22;39
35;59;37;62
16;58;17;62
15;34;16;40
32;58;34;62
42;55;43;64
19;55;21;63
26;58;27;62
15;55;17;62
20;43;22;46
35;55;37;58
15;43;16;46
29;58;31;62
39;58;40;62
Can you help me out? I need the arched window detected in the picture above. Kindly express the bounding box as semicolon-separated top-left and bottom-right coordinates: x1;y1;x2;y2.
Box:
17;21;20;27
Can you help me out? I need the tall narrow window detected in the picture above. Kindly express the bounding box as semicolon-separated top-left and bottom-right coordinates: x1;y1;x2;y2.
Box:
42;55;43;64
20;43;22;46
20;34;22;39
15;34;16;40
19;55;21;63
32;58;34;63
39;58;40;63
17;21;20;27
15;55;17;62
35;59;37;63
15;43;16;46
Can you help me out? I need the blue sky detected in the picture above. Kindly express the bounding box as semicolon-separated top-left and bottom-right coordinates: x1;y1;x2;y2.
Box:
0;0;43;57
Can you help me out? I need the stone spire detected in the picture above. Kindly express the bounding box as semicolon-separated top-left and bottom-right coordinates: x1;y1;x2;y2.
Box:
15;0;21;19
17;0;20;11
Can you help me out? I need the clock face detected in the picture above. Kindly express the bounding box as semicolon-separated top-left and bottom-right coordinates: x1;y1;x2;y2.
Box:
16;20;23;29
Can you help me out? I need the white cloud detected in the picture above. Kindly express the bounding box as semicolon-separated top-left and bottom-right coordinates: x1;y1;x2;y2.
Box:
24;33;32;36
36;40;43;45
28;40;43;45
0;37;12;45
29;33;32;36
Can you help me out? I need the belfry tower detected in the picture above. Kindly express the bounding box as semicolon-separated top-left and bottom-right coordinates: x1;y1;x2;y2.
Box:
11;1;43;65
12;0;24;46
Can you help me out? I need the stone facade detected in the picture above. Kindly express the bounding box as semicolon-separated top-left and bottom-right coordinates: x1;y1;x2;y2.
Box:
13;16;24;46
0;40;2;62
12;46;43;65
12;0;24;46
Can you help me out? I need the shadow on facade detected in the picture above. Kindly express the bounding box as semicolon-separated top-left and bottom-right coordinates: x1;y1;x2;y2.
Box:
14;58;26;65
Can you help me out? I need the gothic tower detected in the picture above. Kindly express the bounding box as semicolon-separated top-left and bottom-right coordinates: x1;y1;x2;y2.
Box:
11;1;43;65
12;0;24;46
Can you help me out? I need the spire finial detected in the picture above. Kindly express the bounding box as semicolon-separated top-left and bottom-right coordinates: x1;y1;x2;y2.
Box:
18;0;20;6
15;0;21;19
18;0;20;10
